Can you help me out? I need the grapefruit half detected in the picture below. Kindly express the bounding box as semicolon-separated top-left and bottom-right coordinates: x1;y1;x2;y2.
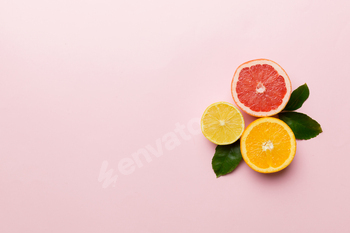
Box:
231;59;292;117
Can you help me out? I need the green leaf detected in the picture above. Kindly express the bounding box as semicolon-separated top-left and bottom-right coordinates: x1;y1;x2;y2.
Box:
212;140;242;178
279;112;323;140
284;83;310;111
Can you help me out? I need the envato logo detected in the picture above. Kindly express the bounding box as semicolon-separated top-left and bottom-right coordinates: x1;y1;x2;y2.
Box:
98;117;201;188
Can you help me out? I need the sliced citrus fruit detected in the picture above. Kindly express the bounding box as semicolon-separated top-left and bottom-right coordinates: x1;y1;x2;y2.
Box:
201;102;245;145
231;59;292;117
240;117;296;173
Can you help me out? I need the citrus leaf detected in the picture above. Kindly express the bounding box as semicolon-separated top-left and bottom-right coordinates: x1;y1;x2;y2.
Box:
212;140;242;178
284;83;310;111
279;112;322;140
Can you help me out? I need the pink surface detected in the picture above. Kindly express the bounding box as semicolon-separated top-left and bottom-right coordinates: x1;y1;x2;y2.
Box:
1;1;350;232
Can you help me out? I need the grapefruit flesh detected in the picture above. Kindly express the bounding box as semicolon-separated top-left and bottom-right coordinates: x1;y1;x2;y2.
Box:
231;59;292;117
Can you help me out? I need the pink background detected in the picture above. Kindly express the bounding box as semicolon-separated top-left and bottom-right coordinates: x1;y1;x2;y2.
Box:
1;0;350;232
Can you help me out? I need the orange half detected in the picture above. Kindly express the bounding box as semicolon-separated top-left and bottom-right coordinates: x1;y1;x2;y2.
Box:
240;117;296;173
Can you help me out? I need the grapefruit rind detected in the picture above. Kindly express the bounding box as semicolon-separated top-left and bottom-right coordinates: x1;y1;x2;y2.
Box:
231;59;292;117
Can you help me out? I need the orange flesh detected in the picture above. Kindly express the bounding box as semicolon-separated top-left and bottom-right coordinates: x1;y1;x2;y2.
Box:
236;64;287;112
245;122;292;168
